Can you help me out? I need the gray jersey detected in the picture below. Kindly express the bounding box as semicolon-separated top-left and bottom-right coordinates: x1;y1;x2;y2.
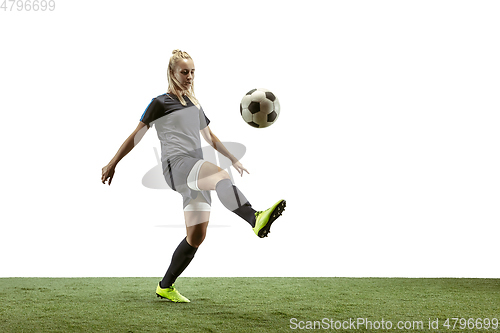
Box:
140;93;211;208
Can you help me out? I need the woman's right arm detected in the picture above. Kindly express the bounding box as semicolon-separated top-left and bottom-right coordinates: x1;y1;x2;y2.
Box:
101;121;149;185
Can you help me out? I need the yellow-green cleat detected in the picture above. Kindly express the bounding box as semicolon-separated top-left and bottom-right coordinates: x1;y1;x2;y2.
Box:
156;283;190;303
253;199;286;238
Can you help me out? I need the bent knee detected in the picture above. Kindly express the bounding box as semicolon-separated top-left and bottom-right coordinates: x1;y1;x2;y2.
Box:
187;224;208;248
219;169;230;180
188;233;206;248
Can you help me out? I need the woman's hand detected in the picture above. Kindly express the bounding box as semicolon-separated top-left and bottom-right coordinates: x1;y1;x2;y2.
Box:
101;163;116;185
232;161;249;177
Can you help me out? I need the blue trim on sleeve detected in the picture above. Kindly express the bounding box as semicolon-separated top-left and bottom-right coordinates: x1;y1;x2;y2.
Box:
140;98;155;121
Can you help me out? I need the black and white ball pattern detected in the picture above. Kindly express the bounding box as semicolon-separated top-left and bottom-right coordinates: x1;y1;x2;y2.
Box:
240;88;280;128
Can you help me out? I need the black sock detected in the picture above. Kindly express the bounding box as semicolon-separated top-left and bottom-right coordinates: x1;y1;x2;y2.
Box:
160;237;198;289
215;179;256;227
232;203;257;228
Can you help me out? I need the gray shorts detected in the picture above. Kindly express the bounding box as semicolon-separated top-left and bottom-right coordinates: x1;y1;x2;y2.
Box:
162;155;212;211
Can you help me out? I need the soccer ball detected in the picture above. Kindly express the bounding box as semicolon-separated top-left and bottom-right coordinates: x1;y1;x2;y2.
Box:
240;88;280;128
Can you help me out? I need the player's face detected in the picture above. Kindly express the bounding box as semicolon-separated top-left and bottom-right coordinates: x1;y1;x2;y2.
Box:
173;58;195;91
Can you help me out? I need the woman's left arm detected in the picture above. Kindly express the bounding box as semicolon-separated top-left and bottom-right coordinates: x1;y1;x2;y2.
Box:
200;126;249;176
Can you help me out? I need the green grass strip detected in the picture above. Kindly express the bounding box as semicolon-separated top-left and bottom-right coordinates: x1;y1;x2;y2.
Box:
1;277;499;332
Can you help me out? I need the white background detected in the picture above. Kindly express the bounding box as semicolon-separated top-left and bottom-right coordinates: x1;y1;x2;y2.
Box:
1;0;499;278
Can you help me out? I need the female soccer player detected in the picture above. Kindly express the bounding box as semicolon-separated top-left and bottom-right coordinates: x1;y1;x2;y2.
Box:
101;50;286;303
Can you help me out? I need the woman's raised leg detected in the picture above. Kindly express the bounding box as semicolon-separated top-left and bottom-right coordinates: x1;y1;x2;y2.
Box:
197;161;257;227
196;161;229;191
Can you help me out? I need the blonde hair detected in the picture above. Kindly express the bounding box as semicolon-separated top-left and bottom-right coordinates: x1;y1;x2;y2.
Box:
167;49;199;106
